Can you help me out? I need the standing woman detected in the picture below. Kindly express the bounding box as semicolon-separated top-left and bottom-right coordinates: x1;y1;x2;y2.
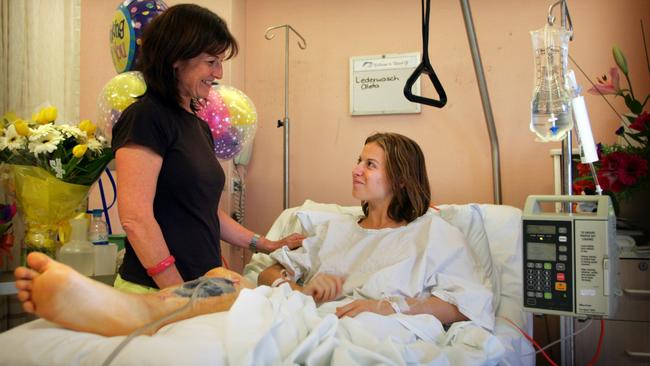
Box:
112;4;303;292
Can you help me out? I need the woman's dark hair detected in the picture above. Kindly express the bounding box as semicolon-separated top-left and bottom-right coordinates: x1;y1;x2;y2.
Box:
136;4;238;108
362;132;431;223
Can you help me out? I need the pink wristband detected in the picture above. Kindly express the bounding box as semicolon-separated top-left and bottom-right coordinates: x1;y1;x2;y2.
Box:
146;255;176;277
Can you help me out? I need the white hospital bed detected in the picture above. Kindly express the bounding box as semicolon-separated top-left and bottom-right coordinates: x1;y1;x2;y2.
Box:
0;202;534;366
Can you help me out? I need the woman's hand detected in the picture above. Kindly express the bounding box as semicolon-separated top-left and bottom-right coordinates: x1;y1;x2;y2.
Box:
335;299;395;318
302;273;345;303
258;233;305;253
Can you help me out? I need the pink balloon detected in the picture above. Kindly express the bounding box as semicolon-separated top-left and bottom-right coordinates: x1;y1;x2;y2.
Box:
196;89;231;138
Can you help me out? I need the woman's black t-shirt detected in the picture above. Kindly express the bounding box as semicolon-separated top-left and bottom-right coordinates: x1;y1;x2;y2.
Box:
112;93;225;288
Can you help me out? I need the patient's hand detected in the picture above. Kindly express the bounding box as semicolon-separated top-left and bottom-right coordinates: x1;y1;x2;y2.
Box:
335;299;394;318
259;233;305;253
302;273;345;303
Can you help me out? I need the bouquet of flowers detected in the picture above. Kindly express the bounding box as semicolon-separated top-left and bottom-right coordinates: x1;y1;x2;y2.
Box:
0;106;113;259
573;43;649;204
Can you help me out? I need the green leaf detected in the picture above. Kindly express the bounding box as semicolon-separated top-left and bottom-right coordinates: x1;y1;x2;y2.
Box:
624;95;643;114
627;133;645;144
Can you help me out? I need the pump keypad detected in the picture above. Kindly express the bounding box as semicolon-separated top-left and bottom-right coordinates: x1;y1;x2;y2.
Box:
523;220;573;312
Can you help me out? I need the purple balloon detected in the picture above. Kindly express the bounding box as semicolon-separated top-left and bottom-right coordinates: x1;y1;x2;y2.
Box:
111;0;168;73
213;129;242;160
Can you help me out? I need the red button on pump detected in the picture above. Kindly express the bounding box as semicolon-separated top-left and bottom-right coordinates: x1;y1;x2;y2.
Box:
557;273;565;281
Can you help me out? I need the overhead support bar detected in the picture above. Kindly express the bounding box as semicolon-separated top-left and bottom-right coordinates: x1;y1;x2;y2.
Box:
459;0;502;204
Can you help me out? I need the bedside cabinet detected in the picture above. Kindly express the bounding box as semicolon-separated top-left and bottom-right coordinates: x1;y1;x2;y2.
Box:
574;253;650;365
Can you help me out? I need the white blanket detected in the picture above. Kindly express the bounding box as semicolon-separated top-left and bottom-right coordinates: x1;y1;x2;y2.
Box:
0;285;503;366
270;210;495;331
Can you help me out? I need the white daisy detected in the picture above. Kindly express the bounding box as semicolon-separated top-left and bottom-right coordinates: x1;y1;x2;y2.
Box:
28;125;63;156
87;135;109;153
0;125;27;151
87;137;102;153
56;124;86;140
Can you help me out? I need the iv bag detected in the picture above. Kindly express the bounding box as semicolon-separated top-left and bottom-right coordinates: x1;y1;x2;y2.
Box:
530;25;574;142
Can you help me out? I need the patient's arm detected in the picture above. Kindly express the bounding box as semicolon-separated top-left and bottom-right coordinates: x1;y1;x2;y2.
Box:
259;263;345;303
335;296;468;325
259;263;304;292
14;252;252;336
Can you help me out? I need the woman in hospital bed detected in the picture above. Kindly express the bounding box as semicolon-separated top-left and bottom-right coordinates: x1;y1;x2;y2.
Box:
13;132;493;336
258;132;493;330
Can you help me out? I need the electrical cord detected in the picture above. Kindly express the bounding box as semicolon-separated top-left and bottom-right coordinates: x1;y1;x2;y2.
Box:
232;164;246;225
102;277;212;366
526;318;593;357
500;316;558;366
586;320;605;366
501;316;604;366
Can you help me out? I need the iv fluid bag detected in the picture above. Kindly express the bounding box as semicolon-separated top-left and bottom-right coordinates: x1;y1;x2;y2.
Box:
530;25;574;142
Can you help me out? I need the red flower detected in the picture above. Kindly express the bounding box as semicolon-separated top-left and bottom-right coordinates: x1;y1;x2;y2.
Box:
596;151;649;192
629;111;650;132
618;154;648;185
573;179;595;194
576;163;592;177
597;170;624;192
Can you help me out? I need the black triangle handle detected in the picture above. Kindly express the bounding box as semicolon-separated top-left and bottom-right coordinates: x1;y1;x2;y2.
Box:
403;0;447;108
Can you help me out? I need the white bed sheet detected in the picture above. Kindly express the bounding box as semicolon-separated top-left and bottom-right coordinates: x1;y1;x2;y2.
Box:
0;202;534;366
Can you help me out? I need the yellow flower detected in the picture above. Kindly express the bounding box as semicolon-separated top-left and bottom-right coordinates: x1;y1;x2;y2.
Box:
78;119;97;136
13;119;30;136
2;111;19;123
42;106;57;122
32;106;57;124
72;144;88;158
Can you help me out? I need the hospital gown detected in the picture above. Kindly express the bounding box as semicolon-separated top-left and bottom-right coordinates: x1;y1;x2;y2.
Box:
270;210;495;331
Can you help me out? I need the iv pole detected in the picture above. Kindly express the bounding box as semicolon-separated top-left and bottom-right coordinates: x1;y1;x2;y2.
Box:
264;25;307;209
547;1;576;365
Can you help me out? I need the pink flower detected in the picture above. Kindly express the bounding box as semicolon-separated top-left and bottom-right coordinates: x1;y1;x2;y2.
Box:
629;111;650;132
587;67;621;95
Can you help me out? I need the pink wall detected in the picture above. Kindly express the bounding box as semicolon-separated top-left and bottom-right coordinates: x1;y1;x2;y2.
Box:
80;1;650;236
242;0;650;234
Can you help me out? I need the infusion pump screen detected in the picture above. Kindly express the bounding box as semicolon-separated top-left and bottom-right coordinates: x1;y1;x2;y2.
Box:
526;242;557;261
527;224;556;235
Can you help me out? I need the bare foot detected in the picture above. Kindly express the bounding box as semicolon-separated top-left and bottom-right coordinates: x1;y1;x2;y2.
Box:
15;252;148;335
14;253;248;336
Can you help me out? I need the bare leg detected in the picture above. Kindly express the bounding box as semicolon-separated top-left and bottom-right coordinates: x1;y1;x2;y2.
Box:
14;252;252;336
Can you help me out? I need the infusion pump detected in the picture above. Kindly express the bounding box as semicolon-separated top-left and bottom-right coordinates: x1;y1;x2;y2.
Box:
522;195;619;318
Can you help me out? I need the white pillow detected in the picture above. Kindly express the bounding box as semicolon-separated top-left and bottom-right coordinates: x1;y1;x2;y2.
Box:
438;204;501;311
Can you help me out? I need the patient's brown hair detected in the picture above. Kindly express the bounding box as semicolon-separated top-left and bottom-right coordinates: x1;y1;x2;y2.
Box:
362;132;431;223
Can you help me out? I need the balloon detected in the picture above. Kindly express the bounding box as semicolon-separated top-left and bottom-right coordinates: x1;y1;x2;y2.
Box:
213;127;243;160
195;89;231;139
96;71;146;141
109;0;167;73
196;85;258;160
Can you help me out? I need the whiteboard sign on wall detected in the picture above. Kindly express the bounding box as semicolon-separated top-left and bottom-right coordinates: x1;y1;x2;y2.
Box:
349;52;420;116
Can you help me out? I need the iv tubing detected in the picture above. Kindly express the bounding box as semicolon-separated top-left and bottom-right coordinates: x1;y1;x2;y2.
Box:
102;277;212;366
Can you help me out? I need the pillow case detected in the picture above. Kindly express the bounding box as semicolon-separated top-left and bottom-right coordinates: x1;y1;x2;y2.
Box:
437;204;501;312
